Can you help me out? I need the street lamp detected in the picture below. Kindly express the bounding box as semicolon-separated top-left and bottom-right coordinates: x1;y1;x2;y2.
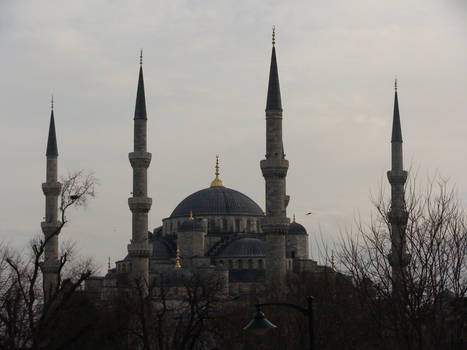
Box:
243;296;315;350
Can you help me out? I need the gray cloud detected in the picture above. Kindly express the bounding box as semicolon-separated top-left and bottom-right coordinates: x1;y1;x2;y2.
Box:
1;0;466;272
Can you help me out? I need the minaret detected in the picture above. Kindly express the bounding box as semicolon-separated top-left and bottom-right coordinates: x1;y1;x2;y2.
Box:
260;28;289;282
387;79;409;299
41;96;62;302
127;51;152;289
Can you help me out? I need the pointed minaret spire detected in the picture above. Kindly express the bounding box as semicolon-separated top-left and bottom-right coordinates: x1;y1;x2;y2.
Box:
387;80;409;302
41;97;62;303
134;51;147;120
128;51;152;292
46;96;58;157
261;28;289;284
266;26;282;111
392;78;402;143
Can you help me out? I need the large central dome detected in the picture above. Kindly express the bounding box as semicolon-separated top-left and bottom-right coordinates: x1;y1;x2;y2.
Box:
170;186;264;218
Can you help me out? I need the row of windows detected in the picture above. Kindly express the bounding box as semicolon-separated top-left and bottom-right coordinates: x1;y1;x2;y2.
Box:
164;217;262;234
214;259;264;269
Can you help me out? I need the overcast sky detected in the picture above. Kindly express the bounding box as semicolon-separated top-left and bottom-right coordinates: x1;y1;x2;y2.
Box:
1;0;466;274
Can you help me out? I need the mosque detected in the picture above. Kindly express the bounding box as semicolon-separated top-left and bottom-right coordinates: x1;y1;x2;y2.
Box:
41;31;406;299
100;31;318;296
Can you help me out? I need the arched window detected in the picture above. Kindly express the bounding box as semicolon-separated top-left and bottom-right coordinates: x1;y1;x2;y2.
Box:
248;259;253;269
238;260;243;269
223;218;228;232
258;259;264;269
235;218;241;232
228;260;233;269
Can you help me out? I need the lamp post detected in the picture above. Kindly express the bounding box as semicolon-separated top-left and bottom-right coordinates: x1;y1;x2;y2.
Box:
243;296;315;350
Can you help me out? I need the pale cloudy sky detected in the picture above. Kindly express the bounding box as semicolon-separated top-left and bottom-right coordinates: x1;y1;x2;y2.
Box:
1;0;466;273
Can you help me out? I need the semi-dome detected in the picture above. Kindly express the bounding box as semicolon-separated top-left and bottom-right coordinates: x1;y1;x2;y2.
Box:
151;238;174;259
288;220;307;235
170;186;264;218
218;238;266;257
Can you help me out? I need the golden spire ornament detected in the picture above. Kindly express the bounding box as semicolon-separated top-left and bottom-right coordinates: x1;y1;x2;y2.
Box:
293;214;296;222
210;155;224;187
140;49;143;66
189;210;194;220
107;257;111;270
175;246;182;268
51;95;54;110
394;76;398;91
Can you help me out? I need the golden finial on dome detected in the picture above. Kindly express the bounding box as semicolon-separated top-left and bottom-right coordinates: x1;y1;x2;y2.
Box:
51;95;54;111
108;257;111;270
210;155;224;187
189;210;194;220
175;246;182;268
394;76;398;91
140;49;143;66
293;214;296;222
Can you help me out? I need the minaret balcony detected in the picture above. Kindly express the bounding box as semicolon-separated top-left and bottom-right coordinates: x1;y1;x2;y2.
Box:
262;216;290;234
388;210;408;226
387;170;408;185
127;243;152;257
128;197;152;212
42;182;62;195
387;250;410;267
40;261;61;273
41;221;62;236
129;151;152;168
260;159;289;177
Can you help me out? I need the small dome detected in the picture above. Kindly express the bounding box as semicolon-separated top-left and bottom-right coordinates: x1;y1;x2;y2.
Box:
218;238;266;257
288;221;307;235
170;186;264;218
179;218;204;232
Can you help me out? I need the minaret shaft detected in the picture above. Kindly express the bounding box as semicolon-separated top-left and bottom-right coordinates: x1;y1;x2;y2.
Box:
41;109;62;302
387;88;409;298
127;64;152;288
261;42;289;282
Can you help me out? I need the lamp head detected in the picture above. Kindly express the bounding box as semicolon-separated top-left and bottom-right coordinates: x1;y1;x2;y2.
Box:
243;306;277;335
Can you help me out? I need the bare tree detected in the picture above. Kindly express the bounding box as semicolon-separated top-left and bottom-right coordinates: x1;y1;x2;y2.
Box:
339;175;467;350
0;171;97;350
90;270;229;350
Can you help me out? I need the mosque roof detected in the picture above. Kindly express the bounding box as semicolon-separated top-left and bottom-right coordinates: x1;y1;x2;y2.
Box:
218;238;266;257
288;221;307;235
150;238;175;259
170;186;264;218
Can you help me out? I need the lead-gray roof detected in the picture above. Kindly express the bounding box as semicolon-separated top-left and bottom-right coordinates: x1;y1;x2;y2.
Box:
170;186;264;218
218;238;266;257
